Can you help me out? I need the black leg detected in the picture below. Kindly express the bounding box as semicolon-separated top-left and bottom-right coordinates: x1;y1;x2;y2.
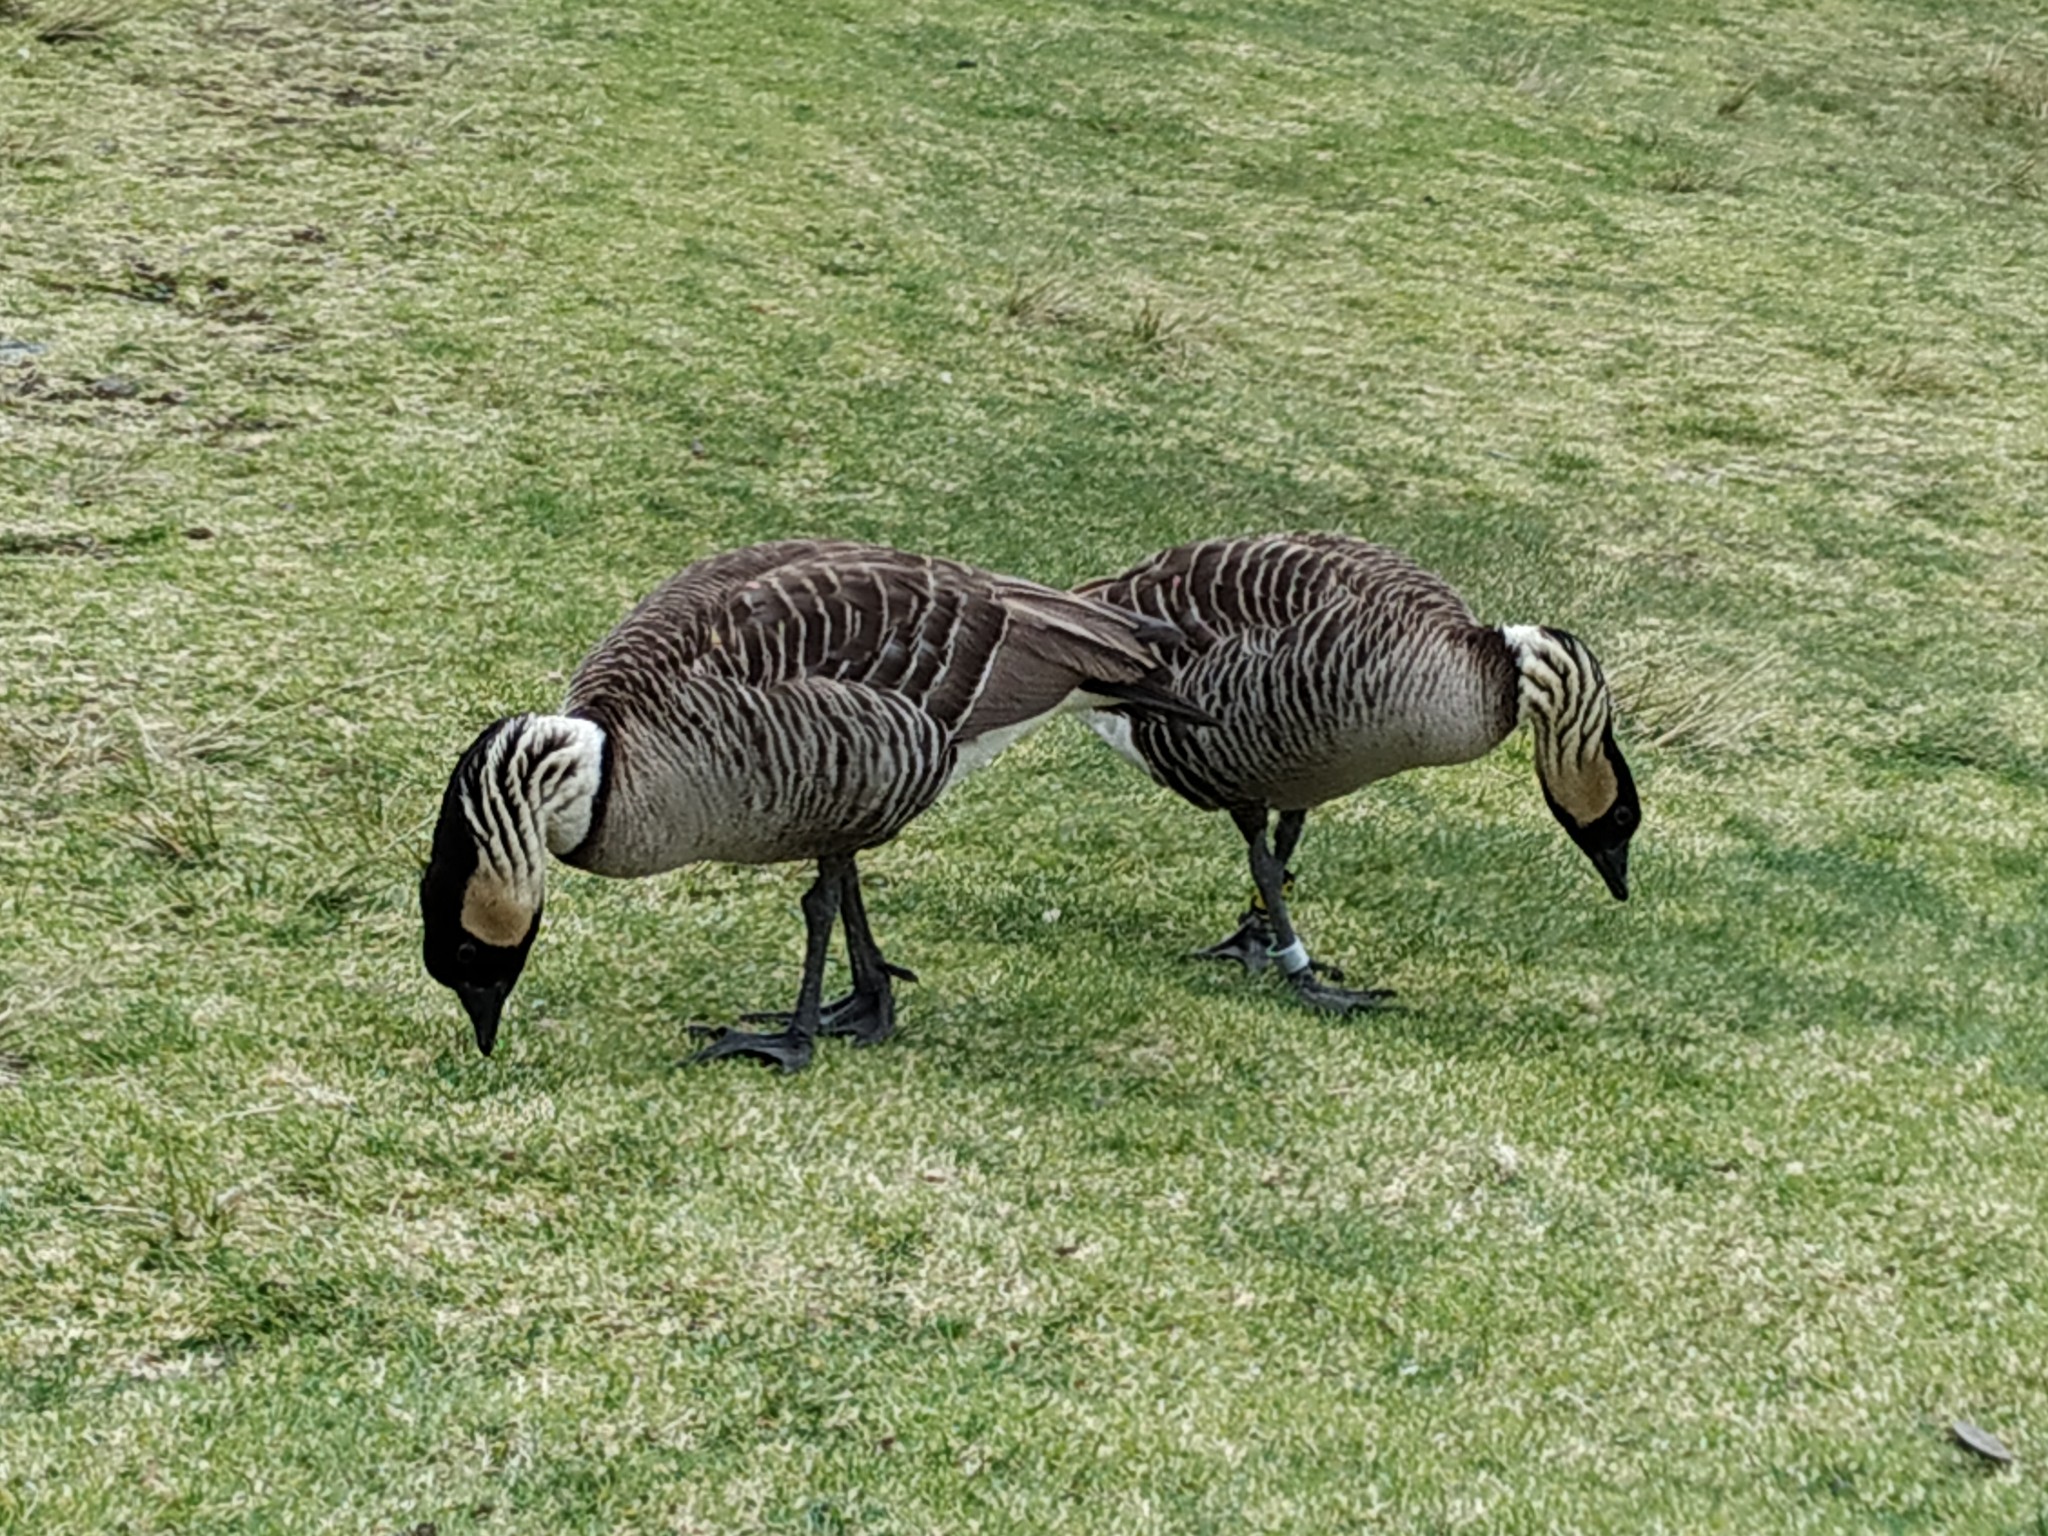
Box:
813;859;914;1046
1272;807;1307;869
688;855;845;1072
1263;807;1341;977
1189;807;1278;970
1210;807;1393;1014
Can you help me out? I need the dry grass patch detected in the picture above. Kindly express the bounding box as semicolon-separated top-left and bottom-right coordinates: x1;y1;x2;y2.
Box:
1610;650;1787;757
0;0;488;526
1647;155;1752;195
1952;39;2048;128
1124;292;1207;357
0;1013;29;1087
1992;147;2043;199
0;125;67;170
0;0;136;45
1479;44;1576;102
1858;351;1968;400
0;705;128;809
1716;77;1760;118
998;273;1079;327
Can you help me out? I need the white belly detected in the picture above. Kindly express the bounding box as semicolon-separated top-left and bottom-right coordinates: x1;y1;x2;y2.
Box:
1083;708;1157;778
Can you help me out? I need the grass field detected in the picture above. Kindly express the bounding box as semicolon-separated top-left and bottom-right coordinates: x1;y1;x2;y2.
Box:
5;0;2048;1529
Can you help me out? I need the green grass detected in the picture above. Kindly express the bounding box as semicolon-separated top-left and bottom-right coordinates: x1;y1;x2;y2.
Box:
5;0;2048;1529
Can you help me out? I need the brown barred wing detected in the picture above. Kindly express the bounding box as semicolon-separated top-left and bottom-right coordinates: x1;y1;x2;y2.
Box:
1078;534;1346;642
689;552;1187;739
582;541;1196;747
580;545;1005;736
1118;605;1361;813
1081;532;1479;643
569;541;874;684
956;579;1196;737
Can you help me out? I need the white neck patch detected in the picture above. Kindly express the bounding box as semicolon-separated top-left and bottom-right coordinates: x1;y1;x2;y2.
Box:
1500;624;1561;727
536;716;606;855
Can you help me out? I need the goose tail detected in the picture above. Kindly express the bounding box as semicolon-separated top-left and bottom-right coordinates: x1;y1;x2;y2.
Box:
1083;673;1219;728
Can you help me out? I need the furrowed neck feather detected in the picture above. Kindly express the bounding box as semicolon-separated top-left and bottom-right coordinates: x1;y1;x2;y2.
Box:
1501;624;1615;821
459;714;607;897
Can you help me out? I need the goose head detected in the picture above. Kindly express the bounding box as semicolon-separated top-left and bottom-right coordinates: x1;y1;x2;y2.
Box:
419;717;547;1055
1502;624;1640;901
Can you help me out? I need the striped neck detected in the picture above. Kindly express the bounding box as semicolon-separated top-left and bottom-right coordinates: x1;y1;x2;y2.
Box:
1500;624;1617;825
453;714;606;940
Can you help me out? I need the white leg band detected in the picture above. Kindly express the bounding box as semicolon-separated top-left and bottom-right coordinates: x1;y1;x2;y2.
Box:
1269;939;1311;976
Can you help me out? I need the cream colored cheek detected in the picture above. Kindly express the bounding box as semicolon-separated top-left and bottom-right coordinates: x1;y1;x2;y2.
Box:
1554;755;1619;827
461;879;534;947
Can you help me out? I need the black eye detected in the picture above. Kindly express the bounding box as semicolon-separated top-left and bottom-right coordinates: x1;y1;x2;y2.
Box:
456;940;479;969
1612;805;1637;833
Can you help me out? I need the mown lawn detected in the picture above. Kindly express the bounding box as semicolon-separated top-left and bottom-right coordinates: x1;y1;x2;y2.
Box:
4;0;2047;1530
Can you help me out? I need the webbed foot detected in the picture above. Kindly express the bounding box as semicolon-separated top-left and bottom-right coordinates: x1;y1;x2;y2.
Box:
739;986;900;1048
1188;910;1276;972
1285;968;1396;1014
818;987;898;1046
686;1023;815;1073
733;960;912;1051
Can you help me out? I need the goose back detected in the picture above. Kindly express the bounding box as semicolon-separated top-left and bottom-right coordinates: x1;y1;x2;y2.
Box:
561;540;1184;874
1079;533;1520;812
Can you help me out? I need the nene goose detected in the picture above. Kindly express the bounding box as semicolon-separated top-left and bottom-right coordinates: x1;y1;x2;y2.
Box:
421;539;1205;1071
1077;531;1640;1011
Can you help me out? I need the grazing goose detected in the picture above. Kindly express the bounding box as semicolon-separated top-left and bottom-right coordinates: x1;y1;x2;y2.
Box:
1076;531;1640;1011
421;539;1205;1071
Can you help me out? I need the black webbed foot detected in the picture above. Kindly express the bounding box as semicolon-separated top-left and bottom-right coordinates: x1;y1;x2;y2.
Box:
1285;968;1396;1015
1188;909;1276;972
733;958;913;1051
817;987;898;1047
686;1022;815;1073
738;983;902;1048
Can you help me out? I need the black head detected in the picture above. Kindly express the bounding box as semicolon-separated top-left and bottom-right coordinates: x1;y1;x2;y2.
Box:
1541;720;1640;901
419;721;543;1055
